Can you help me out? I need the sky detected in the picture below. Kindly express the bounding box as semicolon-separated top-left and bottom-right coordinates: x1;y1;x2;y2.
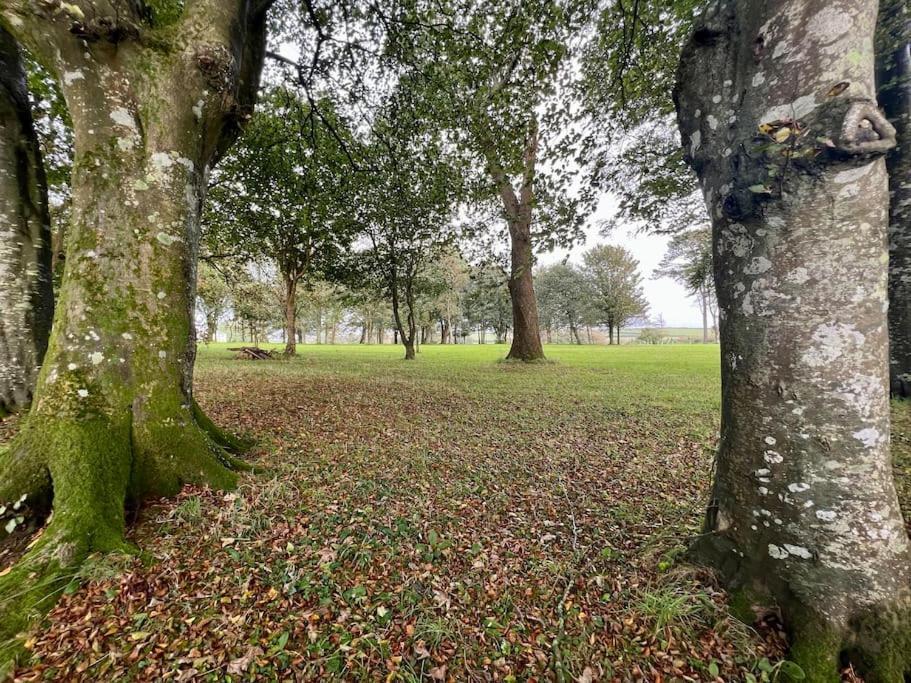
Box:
537;195;704;329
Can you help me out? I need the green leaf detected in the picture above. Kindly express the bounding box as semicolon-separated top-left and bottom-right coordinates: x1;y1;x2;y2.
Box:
778;661;806;680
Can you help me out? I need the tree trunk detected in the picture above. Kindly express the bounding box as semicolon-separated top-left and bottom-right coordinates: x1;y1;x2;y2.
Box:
0;1;268;653
505;221;545;360
879;0;911;397
570;322;582;345
607;322;614;345
282;274;297;356
484;122;545;361
0;28;54;415
701;292;709;344
205;312;218;343
359;322;367;344
676;1;911;677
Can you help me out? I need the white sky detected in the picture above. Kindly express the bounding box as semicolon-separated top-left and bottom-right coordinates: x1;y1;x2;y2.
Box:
537;194;704;328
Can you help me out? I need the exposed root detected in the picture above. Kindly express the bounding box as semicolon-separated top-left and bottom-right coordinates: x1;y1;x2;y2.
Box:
0;402;251;672
192;400;254;454
690;535;911;682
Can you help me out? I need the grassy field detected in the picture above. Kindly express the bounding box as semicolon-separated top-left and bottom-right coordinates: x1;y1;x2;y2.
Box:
9;344;910;681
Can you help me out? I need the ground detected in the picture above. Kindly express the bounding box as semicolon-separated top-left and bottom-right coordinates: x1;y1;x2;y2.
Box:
2;343;909;682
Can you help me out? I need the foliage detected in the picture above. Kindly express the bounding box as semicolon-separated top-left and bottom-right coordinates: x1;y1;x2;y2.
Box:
582;244;649;334
579;0;704;235
536;263;596;343
203;89;356;286
347;75;464;356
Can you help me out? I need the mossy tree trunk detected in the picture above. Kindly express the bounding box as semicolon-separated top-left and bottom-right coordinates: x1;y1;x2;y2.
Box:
675;1;911;680
0;0;271;658
878;0;911;398
0;27;54;415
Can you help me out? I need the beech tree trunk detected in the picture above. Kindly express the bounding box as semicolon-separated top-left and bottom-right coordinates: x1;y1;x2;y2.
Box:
879;0;911;397
676;1;911;678
0;28;53;415
0;0;269;655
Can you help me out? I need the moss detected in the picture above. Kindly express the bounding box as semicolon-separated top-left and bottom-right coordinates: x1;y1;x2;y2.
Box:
193;400;254;454
129;387;238;500
787;620;842;683
848;600;911;682
0;416;134;669
145;0;185;28
727;585;767;624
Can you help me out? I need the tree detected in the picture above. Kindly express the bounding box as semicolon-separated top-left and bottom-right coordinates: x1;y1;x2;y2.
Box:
878;0;911;397
464;264;512;345
394;0;595;361
0;28;53;414
579;0;702;236
676;1;911;677
196;263;231;343
583;245;648;344
424;249;470;344
654;227;717;343
204;91;354;356
352;79;460;360
536;263;593;344
0;0;272;653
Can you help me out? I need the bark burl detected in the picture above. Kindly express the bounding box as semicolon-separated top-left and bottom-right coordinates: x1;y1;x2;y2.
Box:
0;0;270;659
675;1;911;679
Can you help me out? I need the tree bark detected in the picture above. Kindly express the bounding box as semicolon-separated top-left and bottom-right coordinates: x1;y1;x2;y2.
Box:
282;273;298;356
879;0;911;398
570;322;582;345
0;0;269;654
0;28;54;415
700;292;709;344
676;1;911;678
485;123;545;361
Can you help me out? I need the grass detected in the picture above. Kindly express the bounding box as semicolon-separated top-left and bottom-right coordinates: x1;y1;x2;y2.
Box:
6;342;909;681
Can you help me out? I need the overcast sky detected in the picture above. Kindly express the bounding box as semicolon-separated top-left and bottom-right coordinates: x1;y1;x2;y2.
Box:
538;194;704;328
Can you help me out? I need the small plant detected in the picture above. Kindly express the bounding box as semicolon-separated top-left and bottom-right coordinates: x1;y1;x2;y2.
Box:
417;529;452;563
746;657;805;682
173;496;203;524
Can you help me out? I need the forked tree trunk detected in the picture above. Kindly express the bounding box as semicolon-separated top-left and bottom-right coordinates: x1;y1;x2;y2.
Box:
879;0;911;397
282;274;298;356
0;0;269;653
485;123;545;362
0;28;54;415
676;1;911;678
570;322;582;345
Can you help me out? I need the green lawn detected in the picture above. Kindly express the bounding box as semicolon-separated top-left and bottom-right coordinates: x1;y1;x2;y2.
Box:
12;344;910;681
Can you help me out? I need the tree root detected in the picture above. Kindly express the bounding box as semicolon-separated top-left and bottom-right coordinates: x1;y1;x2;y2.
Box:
691;535;911;682
0;403;250;672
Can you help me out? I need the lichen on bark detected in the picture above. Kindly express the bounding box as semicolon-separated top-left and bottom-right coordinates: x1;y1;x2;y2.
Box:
674;0;911;678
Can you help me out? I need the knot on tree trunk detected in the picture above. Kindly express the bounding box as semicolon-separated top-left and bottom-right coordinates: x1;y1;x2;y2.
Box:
721;97;896;221
196;44;237;94
834;99;897;155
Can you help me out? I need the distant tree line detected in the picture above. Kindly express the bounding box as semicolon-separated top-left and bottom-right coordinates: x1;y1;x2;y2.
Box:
195;242;653;351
